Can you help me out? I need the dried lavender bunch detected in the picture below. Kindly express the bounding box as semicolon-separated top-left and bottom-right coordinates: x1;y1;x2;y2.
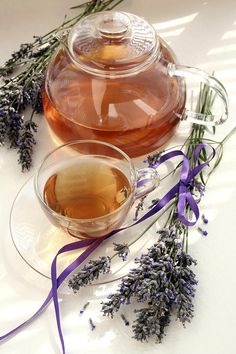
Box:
0;0;124;171
101;224;197;341
68;256;111;292
0;40;58;171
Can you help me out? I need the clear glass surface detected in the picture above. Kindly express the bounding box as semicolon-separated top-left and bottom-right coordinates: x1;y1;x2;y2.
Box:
10;175;158;282
68;11;159;75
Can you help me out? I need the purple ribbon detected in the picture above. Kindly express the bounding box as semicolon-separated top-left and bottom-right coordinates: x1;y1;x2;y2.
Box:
0;144;215;353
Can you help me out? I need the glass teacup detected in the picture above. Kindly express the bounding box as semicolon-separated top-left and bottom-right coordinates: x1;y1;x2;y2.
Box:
34;140;159;239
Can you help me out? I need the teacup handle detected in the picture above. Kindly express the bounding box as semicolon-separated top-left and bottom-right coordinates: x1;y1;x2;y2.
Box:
167;63;229;126
135;168;160;199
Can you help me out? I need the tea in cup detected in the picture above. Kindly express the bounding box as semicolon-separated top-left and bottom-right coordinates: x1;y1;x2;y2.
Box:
34;140;159;238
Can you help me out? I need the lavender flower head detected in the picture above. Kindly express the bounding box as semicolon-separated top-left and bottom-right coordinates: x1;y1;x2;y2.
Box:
17;120;37;171
113;242;129;261
68;256;111;293
0;72;43;170
145;151;163;168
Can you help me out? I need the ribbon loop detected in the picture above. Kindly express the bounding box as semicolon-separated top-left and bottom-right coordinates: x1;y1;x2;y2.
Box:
176;143;215;226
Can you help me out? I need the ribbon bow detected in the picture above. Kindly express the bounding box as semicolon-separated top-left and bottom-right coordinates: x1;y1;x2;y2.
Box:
0;143;215;354
151;143;215;226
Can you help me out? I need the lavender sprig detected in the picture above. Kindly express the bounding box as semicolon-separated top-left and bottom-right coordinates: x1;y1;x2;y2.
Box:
17;120;37;171
0;50;51;169
113;242;129;261
134;196;146;220
1;43;33;75
68;256;111;292
7;111;23;148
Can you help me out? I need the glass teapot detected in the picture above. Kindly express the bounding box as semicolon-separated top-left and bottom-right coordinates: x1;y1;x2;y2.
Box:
43;11;228;157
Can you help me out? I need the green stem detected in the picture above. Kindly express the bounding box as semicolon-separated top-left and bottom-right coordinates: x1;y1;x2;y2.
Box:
110;200;176;260
106;0;124;10
219;126;236;146
206;126;236;182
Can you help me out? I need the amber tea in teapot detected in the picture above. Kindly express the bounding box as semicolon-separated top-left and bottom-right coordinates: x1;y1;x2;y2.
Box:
43;12;228;157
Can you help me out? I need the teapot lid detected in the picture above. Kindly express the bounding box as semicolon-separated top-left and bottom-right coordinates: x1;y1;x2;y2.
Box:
68;11;160;77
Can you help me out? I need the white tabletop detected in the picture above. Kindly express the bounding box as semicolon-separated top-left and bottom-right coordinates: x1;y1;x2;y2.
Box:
1;0;236;353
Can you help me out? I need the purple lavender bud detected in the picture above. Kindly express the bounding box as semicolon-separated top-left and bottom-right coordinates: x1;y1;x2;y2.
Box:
202;214;208;224
198;227;208;236
79;302;90;315
121;314;130;326
89;318;96;331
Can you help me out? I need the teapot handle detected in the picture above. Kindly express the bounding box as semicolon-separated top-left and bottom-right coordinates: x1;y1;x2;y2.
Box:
167;63;229;126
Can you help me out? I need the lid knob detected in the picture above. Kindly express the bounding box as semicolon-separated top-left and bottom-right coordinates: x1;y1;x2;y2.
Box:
68;11;159;77
96;12;130;40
